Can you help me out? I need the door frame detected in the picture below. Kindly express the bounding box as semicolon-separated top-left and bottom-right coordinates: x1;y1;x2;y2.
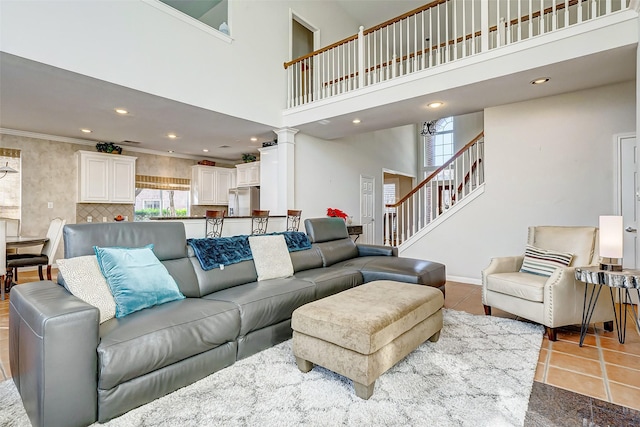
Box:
613;132;637;215
288;9;320;61
614;132;638;307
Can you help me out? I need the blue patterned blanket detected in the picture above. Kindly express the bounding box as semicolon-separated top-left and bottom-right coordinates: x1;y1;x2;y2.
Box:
187;231;312;271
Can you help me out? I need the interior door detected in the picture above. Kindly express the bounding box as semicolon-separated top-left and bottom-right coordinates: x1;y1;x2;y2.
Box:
620;134;638;305
360;175;375;244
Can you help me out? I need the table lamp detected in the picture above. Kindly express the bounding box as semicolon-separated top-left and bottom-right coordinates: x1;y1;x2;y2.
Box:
599;215;623;271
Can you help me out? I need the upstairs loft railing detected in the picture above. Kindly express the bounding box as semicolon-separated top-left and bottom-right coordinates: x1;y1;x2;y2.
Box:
384;132;484;246
284;0;630;108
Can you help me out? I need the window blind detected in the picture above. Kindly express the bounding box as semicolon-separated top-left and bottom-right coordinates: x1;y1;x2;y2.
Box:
135;175;190;191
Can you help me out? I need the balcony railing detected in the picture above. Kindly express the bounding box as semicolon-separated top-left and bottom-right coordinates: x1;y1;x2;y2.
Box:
284;0;630;108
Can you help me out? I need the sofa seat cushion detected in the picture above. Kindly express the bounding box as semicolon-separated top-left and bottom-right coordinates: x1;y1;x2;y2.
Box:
204;279;316;336
98;298;240;390
294;267;363;299
486;272;547;302
339;256;446;288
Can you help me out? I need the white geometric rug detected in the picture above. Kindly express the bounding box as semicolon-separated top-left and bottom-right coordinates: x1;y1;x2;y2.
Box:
0;309;544;427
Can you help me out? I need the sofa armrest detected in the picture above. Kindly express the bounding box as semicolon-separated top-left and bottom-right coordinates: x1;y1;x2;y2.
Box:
10;281;99;427
356;244;398;257
482;256;524;277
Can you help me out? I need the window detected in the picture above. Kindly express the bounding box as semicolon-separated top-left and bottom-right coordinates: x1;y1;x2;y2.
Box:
143;200;161;210
384;182;397;214
135;175;190;221
0;148;21;221
159;0;229;35
424;117;454;168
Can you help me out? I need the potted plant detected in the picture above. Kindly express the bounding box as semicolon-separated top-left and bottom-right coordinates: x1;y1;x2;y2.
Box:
96;142;122;154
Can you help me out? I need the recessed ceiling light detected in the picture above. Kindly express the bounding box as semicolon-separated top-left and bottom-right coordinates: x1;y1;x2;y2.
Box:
168;150;174;153
203;149;209;152
352;119;361;124
114;108;129;115
167;133;177;139
81;129;92;133
427;102;443;108
250;137;258;142
530;77;550;85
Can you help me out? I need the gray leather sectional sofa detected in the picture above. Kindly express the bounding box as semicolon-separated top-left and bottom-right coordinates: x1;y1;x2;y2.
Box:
9;217;445;427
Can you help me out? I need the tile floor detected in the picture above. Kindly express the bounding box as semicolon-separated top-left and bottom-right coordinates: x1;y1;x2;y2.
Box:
1;274;639;422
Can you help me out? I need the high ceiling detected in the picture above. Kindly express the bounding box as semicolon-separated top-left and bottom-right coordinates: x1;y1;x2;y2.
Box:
0;1;635;162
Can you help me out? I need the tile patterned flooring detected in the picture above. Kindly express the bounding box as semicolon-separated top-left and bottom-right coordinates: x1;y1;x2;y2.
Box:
1;273;639;425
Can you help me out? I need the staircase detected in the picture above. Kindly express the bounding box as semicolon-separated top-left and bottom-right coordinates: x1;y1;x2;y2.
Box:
384;132;484;247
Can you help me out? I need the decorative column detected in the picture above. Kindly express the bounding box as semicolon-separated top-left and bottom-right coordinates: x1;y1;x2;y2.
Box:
260;128;298;216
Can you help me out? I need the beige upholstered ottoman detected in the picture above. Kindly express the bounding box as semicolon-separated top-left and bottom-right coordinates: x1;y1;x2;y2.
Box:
291;280;444;399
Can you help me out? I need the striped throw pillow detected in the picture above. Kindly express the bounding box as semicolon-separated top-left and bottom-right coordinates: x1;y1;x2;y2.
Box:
520;245;573;277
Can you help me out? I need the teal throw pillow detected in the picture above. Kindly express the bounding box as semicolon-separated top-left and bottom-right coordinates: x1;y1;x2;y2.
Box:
94;244;185;318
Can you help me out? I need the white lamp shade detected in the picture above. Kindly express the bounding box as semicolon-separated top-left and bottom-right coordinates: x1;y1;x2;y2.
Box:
599;215;623;259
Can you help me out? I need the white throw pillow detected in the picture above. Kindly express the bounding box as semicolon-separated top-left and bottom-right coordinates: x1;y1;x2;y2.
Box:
519;245;573;277
57;255;116;323
248;234;294;281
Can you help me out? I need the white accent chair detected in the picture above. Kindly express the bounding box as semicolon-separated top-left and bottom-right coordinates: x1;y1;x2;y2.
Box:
482;226;615;341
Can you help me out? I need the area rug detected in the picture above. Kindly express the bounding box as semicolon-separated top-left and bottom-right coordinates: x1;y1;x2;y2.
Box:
0;309;544;427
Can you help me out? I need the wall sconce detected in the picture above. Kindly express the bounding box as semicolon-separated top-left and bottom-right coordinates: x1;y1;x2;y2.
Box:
420;120;437;136
0;162;18;179
599;215;623;271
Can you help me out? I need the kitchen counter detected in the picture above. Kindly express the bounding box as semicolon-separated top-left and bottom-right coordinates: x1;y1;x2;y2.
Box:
147;216;288;238
150;215;286;220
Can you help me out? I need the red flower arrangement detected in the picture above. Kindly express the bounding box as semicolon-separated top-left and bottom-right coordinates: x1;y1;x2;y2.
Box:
327;208;348;220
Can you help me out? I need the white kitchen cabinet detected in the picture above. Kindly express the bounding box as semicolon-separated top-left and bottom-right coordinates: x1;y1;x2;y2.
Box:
235;161;260;187
191;165;236;205
77;151;136;203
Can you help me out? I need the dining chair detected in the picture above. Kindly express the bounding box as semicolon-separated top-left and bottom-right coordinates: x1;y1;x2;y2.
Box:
205;210;225;238
6;218;66;291
286;209;302;232
251;210;270;235
1;220;6;300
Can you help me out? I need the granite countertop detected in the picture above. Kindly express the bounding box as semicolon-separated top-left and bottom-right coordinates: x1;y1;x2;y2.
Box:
150;215;286;220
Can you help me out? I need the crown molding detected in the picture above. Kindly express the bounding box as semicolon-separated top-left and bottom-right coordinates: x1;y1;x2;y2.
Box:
0;128;235;165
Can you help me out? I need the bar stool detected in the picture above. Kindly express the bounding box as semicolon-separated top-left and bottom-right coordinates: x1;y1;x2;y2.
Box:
251;210;270;235
286;209;302;231
205;210;225;238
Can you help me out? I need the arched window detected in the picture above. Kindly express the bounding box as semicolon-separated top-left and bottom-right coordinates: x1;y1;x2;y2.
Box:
423;117;454;168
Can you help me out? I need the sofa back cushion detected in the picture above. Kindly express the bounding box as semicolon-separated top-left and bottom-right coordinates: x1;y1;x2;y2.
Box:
189;256;258;296
304;217;358;267
62;222;200;297
289;246;323;272
304;217;349;243
314;239;359;267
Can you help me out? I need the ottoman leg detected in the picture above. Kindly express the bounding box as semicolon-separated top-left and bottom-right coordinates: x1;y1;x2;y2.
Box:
295;356;313;373
354;381;375;400
428;330;441;342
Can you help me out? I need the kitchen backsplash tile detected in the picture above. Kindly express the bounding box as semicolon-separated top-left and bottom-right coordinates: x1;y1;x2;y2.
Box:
76;204;134;223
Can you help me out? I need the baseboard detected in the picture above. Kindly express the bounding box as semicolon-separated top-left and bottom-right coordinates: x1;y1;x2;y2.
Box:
446;275;481;286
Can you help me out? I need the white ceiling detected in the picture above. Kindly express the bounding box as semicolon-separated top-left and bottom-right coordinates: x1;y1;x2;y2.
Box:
0;2;636;162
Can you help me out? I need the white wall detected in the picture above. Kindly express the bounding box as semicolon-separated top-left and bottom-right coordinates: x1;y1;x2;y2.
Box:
453;111;484;151
295;124;417;242
401;81;636;282
0;0;360;128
